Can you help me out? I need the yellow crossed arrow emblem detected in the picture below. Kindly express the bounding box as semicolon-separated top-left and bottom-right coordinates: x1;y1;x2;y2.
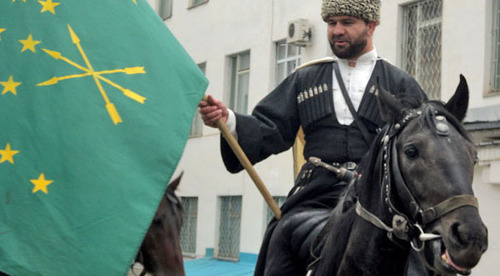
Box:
37;25;146;125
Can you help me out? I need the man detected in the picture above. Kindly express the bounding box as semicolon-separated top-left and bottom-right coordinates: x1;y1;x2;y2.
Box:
199;0;427;275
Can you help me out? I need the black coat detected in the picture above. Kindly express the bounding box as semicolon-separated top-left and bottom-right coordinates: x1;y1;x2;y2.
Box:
221;59;426;172
220;58;427;275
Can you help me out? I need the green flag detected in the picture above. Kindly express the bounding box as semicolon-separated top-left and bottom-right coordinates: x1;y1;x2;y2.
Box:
0;0;207;274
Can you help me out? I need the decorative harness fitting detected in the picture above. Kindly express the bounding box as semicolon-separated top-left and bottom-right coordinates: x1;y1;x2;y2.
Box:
355;109;479;251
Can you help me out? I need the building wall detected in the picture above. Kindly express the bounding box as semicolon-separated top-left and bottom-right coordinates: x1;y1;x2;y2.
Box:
146;0;499;273
380;0;500;107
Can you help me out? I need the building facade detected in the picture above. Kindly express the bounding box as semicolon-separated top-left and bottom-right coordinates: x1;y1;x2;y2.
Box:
146;0;499;274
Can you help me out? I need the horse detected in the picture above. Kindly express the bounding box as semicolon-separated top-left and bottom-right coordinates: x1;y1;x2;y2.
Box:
306;75;488;275
0;174;185;276
133;172;185;276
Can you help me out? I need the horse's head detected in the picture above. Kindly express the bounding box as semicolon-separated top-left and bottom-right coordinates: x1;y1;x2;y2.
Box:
137;172;185;276
377;76;488;275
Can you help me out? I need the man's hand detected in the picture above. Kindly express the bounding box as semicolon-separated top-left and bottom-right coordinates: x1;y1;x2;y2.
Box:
198;95;229;128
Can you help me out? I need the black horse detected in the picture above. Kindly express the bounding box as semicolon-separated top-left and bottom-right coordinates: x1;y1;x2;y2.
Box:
134;173;185;276
306;76;488;275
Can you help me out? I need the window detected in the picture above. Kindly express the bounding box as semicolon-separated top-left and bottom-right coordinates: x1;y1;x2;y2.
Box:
401;0;442;100
180;197;198;256
190;63;205;137
157;0;172;20
188;0;208;9
217;196;242;260
275;40;302;85
228;51;250;114
492;0;500;92
265;196;286;223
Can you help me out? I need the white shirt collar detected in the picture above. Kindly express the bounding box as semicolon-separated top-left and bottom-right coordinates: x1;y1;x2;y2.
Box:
335;48;378;67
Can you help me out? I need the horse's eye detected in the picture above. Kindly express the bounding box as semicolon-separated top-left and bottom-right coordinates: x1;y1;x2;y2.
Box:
404;146;419;159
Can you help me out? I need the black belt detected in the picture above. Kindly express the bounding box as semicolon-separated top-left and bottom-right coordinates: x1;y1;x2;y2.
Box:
331;161;358;171
308;157;358;182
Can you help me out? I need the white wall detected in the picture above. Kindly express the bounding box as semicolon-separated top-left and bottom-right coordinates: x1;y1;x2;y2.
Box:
379;0;500;106
472;164;500;275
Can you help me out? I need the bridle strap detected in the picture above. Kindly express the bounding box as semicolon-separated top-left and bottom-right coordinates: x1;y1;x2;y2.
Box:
419;195;478;224
356;201;393;233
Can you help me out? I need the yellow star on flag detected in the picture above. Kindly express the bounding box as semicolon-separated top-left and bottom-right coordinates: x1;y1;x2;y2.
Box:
0;27;5;41
0;143;19;164
1;76;22;95
19;34;41;53
39;0;60;14
30;173;53;194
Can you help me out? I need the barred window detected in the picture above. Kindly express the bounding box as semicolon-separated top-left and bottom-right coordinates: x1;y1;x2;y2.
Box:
492;0;500;92
265;196;286;223
275;40;302;86
180;197;198;256
228;51;250;114
189;63;205;137
216;196;242;260
157;0;172;20
402;0;442;100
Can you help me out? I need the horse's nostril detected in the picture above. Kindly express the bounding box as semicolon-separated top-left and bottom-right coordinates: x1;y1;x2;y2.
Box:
450;222;466;246
449;221;488;253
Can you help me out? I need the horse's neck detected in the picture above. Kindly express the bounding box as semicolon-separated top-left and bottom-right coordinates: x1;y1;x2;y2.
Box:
338;216;410;275
340;152;411;274
312;193;410;275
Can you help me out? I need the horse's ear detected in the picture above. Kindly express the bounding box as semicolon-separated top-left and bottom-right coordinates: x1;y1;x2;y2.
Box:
444;75;469;122
376;77;404;123
167;171;183;192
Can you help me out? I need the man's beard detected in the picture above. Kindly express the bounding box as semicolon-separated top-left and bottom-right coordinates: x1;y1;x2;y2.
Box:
330;34;368;59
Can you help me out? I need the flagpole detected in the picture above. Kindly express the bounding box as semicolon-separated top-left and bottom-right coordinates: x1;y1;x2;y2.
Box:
204;96;282;220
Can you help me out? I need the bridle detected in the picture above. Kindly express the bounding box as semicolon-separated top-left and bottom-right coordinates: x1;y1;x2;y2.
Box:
355;108;479;251
131;191;184;276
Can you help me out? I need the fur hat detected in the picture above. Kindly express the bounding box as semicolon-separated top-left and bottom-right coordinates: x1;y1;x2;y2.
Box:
321;0;381;24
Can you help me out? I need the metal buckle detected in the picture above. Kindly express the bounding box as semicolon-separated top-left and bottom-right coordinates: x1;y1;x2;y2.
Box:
344;162;357;171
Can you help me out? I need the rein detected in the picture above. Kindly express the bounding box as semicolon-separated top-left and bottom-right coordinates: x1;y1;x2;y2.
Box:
355;109;479;251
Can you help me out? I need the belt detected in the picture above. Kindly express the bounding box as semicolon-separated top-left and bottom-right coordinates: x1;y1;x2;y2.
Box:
331;161;358;171
308;157;358;182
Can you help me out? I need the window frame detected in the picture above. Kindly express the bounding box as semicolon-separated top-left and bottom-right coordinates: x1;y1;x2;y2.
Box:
401;0;442;100
490;0;500;95
188;0;208;9
180;196;198;257
275;40;302;86
157;0;173;20
228;51;250;114
216;195;242;261
189;62;206;138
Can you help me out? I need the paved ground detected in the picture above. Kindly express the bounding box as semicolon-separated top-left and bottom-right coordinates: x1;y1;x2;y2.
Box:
127;253;257;275
184;257;254;276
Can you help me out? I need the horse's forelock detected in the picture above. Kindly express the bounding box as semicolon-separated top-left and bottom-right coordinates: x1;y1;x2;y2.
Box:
416;102;473;143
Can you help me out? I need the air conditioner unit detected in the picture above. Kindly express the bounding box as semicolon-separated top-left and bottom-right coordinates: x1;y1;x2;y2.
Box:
287;19;312;47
